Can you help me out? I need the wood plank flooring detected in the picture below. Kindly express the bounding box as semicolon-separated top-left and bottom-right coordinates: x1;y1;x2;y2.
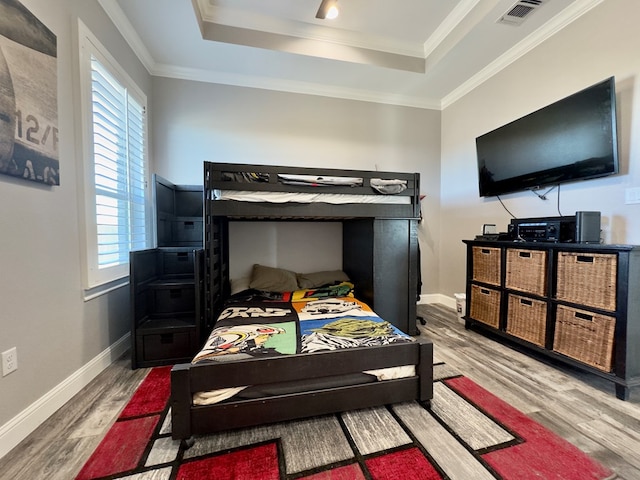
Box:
0;358;148;480
0;303;639;479
421;304;640;480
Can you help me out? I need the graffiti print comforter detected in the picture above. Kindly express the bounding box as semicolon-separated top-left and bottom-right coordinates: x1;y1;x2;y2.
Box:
192;282;416;405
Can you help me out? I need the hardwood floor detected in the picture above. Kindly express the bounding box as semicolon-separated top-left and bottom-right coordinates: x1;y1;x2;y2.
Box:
1;303;639;479
0;358;149;480
421;304;640;480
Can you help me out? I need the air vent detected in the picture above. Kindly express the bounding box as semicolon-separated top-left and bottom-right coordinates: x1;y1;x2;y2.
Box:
498;0;544;26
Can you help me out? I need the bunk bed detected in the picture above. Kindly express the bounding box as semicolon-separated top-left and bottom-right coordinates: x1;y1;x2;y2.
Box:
202;162;422;335
170;162;432;441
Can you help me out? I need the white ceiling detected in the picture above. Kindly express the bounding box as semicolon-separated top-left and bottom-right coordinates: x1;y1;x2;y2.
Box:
101;0;604;109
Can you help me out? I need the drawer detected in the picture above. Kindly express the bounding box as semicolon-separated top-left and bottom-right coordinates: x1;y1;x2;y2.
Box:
472;246;501;286
470;284;501;328
506;248;547;296
141;331;194;361
161;250;195;275
553;305;616;372
152;286;195;313
506;294;547;347
556;252;617;311
172;219;203;244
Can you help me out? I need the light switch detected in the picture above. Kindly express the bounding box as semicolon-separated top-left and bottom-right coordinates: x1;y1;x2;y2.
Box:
624;187;640;205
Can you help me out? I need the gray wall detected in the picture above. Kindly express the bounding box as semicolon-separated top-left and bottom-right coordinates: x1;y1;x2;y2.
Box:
150;78;442;292
0;0;150;438
439;0;640;297
6;0;640;458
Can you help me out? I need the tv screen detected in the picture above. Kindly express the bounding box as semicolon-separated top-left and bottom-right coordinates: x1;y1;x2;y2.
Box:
475;77;618;197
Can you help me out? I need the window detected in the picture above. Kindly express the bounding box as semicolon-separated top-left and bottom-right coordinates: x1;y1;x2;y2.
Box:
78;22;150;292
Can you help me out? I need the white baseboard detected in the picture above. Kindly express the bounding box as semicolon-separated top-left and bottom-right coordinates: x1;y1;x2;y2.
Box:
0;333;130;460
419;293;457;311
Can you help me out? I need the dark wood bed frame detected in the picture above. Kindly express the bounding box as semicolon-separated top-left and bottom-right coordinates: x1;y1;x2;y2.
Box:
171;340;433;439
202;162;422;335
170;162;432;441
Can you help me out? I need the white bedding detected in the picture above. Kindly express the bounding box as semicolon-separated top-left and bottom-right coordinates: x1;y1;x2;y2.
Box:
213;190;411;204
192;365;416;406
278;174;363;186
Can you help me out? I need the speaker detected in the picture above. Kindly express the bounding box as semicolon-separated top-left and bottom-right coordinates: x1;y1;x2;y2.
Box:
575;211;601;243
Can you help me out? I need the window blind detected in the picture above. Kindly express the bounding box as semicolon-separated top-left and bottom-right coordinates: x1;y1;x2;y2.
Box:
90;56;147;270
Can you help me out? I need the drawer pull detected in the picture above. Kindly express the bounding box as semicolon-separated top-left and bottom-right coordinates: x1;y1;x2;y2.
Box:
170;289;182;298
480;288;491;295
576;255;594;263
520;298;533;306
575;311;593;321
184;221;195;229
519;251;531;258
481;249;492;254
177;252;189;261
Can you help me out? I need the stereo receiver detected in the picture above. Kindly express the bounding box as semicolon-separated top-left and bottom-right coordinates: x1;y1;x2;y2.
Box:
510;217;575;242
509;212;600;243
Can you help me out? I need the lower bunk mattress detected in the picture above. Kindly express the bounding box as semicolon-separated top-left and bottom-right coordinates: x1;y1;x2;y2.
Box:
191;282;417;405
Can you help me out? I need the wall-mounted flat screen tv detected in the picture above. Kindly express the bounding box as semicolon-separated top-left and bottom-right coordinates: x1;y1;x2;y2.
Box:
475;77;618;197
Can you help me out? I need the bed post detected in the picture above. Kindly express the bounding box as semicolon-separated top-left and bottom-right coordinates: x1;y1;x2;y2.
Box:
171;364;192;440
418;339;434;402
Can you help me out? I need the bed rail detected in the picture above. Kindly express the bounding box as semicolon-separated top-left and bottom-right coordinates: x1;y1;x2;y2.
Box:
170;338;433;439
204;162;421;220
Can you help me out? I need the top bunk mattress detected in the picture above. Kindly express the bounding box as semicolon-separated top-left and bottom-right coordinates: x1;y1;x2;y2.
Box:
213;190;411;204
204;162;421;219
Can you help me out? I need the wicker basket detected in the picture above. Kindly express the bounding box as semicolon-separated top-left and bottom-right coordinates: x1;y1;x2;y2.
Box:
505;249;547;296
506;294;547;347
472;246;501;286
552;305;616;372
556;252;617;311
470;284;501;328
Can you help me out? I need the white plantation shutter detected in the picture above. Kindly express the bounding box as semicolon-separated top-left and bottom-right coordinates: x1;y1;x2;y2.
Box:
91;57;147;269
90;57;147;269
78;20;150;292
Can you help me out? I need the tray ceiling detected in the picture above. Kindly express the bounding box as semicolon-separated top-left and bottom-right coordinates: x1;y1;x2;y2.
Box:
101;0;604;109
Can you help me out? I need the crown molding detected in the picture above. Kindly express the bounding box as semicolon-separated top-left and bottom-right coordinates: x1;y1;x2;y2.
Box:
98;0;155;73
423;0;483;57
99;0;605;112
152;63;441;110
441;0;605;109
100;0;439;109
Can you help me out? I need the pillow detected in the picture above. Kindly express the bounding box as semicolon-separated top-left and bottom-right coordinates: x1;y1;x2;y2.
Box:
291;281;354;302
296;270;350;289
249;264;298;293
230;277;251;295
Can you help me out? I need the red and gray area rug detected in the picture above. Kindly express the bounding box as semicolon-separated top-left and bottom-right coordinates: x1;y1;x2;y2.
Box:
75;364;616;480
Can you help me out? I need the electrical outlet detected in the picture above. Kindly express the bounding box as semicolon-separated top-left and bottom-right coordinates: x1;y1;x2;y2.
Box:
2;347;18;376
625;187;640;204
